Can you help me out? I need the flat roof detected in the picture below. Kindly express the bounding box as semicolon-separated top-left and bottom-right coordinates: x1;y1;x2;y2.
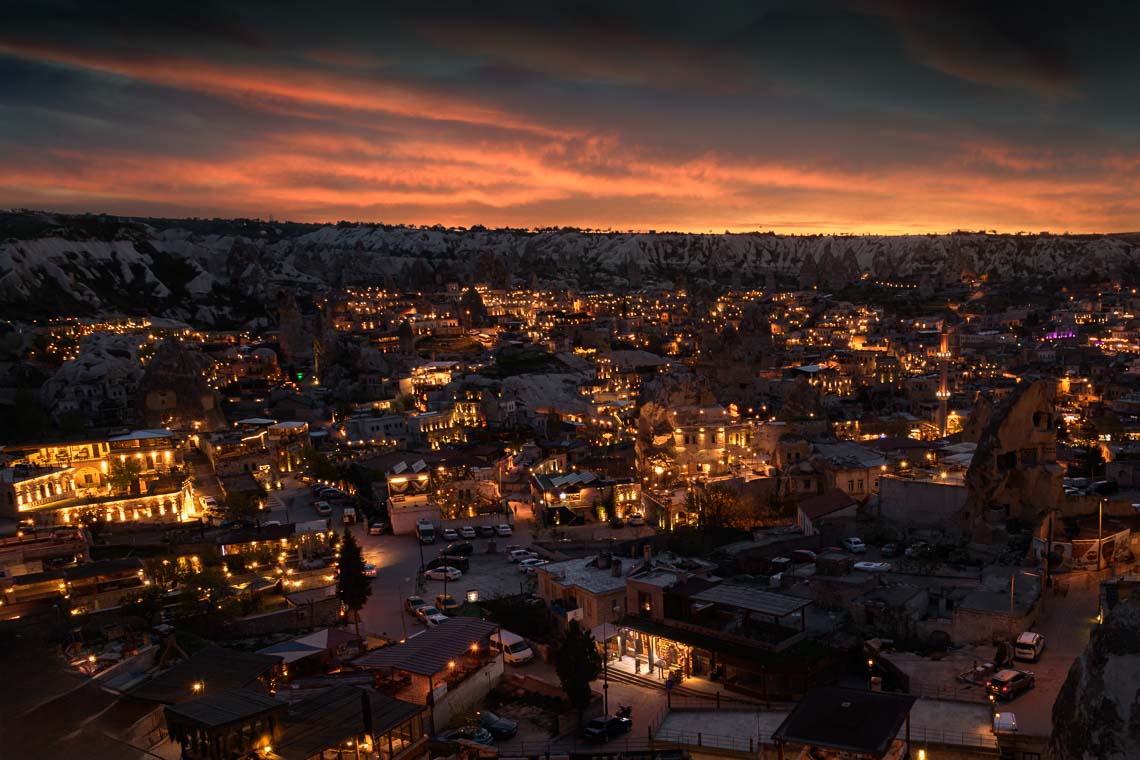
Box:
275;686;423;760
354;618;499;675
126;646;280;705
164;688;281;728
537;556;627;595
690;584;811;618
772;686;916;754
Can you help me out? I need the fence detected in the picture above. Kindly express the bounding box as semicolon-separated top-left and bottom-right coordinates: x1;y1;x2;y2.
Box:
906;679;991;704
506;730;761;758
907;725;998;750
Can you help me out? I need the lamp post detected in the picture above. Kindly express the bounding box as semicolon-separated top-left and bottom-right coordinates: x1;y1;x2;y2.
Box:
602;621;610;715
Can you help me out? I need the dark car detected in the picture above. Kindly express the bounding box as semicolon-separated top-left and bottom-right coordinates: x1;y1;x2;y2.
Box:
583;715;632;743
986;669;1035;700
428;556;469;573
436;726;494;745
444;542;475;557
905;541;932;558
790;549;817;564
477;710;519;739
478;525;496;538
609;516;625;529
881;543;902;558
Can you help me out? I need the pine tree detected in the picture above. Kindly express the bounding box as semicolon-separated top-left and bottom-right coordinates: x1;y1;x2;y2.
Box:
555;620;602;721
336;529;372;642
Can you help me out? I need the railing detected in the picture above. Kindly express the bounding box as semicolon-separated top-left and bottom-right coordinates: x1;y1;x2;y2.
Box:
907;726;998;749
504;730;761;758
906;680;991;704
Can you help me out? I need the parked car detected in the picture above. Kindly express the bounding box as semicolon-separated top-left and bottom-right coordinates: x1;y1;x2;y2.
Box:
582;715;632;743
488;630;535;664
441;528;459;541
431;556;470;573
435;594;460;615
436;726;493;745
460;526;477;539
424;566;462;581
368;522;389;535
478;525;496;537
476;710;519;739
842;537;867;554
314;501;332;516
986;669;1035;700
496;524;513;536
905;541;932;558
854;561;892;573
508;549;538;563
881;542;902;558
1015;632;1046;662
416;605;448;626
627;513;645;526
609;516;625;529
404;595;426;615
518;558;549;574
790;549;817;564
361;563;378;578
444;542;475;557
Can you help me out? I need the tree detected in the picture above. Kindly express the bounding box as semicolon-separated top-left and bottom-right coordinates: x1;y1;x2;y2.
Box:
336;528;372;642
228;490;264;521
107;457;142;495
684;485;748;529
555;619;602;720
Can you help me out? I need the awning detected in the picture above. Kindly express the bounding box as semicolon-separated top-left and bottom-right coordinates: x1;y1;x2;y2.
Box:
591;623;620;642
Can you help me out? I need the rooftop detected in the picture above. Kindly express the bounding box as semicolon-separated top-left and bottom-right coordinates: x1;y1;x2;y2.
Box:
772;686;916;755
691;584;812;618
354;617;499;675
537;556;628;595
126;645;281;705
164;688;281;728
275;686;423;760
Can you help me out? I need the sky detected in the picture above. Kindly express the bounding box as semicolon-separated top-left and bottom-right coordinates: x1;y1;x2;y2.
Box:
1;1;1139;234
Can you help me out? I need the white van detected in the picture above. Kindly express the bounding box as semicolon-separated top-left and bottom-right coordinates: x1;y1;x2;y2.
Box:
489;630;534;664
1014;631;1045;662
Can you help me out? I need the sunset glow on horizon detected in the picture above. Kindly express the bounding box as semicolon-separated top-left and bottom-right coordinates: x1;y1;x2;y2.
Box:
3;2;1139;234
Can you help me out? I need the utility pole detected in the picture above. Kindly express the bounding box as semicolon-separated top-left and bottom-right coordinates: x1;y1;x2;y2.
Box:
602;620;610;715
1099;499;1105;571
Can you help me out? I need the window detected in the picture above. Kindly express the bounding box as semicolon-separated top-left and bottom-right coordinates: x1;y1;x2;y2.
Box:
857;479;864;493
803;479;811;489
848;480;854;492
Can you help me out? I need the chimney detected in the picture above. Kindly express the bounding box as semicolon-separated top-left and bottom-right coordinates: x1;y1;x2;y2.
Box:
361;689;374;738
612;558;622;577
643;543;652;564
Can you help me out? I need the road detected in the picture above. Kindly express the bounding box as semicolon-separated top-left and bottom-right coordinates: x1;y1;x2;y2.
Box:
1003;572;1100;737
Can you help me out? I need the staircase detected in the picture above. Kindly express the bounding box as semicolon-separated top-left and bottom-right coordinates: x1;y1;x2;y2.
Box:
601;667;761;705
264;492;287;514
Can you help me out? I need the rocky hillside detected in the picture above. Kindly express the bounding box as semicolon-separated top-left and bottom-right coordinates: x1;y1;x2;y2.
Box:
1051;595;1140;758
2;210;1138;326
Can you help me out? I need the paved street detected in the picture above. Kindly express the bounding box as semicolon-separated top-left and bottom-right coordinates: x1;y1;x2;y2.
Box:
258;477;653;640
1004;572;1101;737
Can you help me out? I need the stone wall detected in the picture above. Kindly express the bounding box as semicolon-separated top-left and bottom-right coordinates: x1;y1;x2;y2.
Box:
880;477;968;529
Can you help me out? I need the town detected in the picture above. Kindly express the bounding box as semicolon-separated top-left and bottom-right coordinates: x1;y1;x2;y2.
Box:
2;270;1137;760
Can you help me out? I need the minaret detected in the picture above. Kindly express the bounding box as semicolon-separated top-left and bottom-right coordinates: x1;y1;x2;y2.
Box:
936;326;952;437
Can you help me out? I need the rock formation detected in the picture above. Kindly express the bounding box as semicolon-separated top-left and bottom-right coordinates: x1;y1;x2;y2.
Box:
958;379;1062;542
1051;595;1140;759
277;290;311;364
139;338;225;430
960;391;995;443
